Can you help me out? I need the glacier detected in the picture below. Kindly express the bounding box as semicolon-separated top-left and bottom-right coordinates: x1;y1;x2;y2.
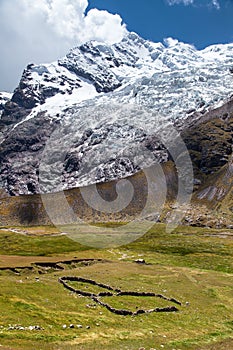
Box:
0;32;232;195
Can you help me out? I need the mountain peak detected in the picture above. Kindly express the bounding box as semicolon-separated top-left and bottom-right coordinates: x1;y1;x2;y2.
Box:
0;32;232;195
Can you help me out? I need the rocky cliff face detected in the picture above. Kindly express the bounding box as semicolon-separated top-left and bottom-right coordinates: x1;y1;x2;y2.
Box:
0;32;233;197
0;98;232;228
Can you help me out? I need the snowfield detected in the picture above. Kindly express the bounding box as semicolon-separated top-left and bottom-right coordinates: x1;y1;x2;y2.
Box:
0;32;233;194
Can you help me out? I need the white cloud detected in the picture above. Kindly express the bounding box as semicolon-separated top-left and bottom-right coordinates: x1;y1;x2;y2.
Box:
166;0;220;9
163;37;179;47
0;0;127;91
211;0;220;9
167;0;194;5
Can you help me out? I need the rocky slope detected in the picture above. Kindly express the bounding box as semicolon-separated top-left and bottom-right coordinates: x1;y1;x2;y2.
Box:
0;32;233;196
0;95;232;228
0;92;12;117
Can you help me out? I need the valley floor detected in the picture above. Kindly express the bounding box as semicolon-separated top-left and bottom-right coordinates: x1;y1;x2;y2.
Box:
0;224;233;350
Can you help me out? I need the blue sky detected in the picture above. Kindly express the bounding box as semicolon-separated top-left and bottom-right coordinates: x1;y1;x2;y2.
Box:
88;0;233;49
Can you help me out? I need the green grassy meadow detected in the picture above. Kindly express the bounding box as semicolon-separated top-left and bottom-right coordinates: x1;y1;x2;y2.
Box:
0;224;233;349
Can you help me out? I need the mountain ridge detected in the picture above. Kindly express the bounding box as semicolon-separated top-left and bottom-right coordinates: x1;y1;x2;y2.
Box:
1;32;233;131
0;32;232;201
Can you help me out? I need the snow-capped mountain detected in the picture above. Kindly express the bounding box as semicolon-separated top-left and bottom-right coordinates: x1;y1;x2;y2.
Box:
0;92;12;117
0;32;233;195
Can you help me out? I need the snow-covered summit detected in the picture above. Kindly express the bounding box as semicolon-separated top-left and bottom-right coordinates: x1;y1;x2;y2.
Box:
2;31;232;128
0;32;233;195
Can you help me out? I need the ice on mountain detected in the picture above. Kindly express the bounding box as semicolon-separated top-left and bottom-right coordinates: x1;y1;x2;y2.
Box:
31;65;50;76
1;32;233;194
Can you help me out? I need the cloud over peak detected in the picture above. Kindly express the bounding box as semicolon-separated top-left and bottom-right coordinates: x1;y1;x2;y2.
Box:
0;0;127;91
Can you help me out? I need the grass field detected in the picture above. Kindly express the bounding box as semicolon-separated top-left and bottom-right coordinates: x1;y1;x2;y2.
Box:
0;223;233;349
